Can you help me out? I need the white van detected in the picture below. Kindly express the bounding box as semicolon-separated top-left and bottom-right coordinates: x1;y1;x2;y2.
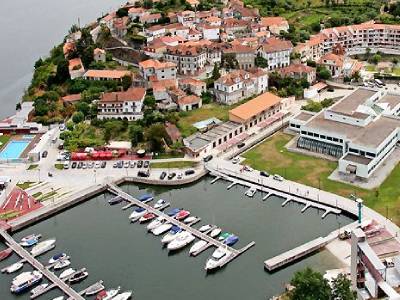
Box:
63;162;70;169
273;174;284;182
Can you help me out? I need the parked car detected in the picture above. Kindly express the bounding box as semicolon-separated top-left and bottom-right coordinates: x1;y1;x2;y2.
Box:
167;172;176;180
117;161;123;168
101;161;107;168
273;174;284;181
95;162;101;169
42;151;48;158
137;160;143;168
138;170;150;177
77;162;83;169
71;162;77;169
87;162;94;169
63;162;69;169
82;162;87;169
143;161;149;168
113;162;118;168
184;169;195;176
231;157;240;164
177;173;183;179
203;155;213;162
160;171;167;180
260;171;269;177
130;161;136;168
124;161;130;168
237;142;245;149
244;165;253;172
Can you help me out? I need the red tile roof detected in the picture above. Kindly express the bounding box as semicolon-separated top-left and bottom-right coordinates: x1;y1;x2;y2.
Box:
100;88;146;103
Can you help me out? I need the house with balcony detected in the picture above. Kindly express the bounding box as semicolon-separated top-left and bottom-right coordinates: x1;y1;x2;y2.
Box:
257;37;293;70
164;45;207;75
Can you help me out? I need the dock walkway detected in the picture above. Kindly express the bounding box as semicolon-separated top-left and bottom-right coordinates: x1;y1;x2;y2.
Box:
0;229;84;300
107;184;255;267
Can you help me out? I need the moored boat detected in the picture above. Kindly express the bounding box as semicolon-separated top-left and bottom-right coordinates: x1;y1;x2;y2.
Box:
30;283;49;295
5;262;24;274
165;208;181;217
167;231;195;251
223;235;239;246
205;247;232;270
85;282;105;296
199;224;212;232
51;297;64;300
161;225;182;244
138;193;153;202
20;237;39;247
139;212;156;223
99;287;120;300
153;199;167;209
21;234;41;243
210;227;221;238
11;271;43;294
183;216;197;224
68;270;88;284
146;216;165;231
31;239;56;257
189;240;208;255
0;248;13;261
108;196;123;205
48;252;66;264
129;207;146;221
113;291;133;300
54;259;71;270
59;268;75;279
217;232;232;241
175;210;190;221
152;223;173;236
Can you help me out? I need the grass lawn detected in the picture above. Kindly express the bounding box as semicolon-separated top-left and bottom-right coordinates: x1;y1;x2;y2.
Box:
153;152;185;159
242;132;400;224
0;134;10;149
54;164;64;170
365;65;376;72
0;210;20;220
16;181;36;190
150;161;198;169
27;164;38;170
392;67;400;76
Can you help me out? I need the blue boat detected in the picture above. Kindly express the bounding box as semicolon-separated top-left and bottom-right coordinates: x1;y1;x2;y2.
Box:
223;235;239;246
20;238;38;247
138;194;153;202
169;225;181;233
108;196;122;205
166;208;181;217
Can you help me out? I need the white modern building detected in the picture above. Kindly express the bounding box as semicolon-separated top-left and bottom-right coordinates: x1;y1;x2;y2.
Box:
257;37;293;70
290;88;400;179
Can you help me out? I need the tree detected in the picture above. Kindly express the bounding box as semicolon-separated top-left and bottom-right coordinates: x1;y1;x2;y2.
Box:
317;67;332;80
255;55;268;68
212;63;221;81
331;274;356;300
289;268;331;300
129;124;144;146
144;95;156;109
145;123;168;153
121;75;132;91
72;111;84;123
54;58;70;84
370;54;381;64
75;101;90;116
116;7;129;18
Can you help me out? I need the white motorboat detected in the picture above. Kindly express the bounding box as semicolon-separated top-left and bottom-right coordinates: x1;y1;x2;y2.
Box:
31;283;49;295
167;231;195;251
48;253;66;264
21;234;41;243
161;226;182;244
128;208;146;221
146;216;165;231
5;262;24;274
31;239;56;257
54;259;71;270
59;268;75;279
205;247;232;270
102;287;121;300
151;223;172;236
153;199;167;209
245;187;257;197
189;240;208;255
198;224;212;232
183;216;197;224
11;271;43;294
85;281;105;296
209;227;221;238
112;291;133;300
52;297;64;300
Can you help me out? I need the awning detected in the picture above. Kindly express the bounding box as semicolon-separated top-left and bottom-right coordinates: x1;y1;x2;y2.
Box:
346;164;357;173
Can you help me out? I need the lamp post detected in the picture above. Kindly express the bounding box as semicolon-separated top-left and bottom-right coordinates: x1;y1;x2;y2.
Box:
356;198;363;224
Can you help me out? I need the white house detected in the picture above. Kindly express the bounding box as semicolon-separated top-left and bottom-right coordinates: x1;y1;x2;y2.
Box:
257;37;293;70
139;59;177;82
200;25;220;41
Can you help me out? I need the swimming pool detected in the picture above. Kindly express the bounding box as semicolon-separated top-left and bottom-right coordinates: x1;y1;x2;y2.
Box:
0;141;30;160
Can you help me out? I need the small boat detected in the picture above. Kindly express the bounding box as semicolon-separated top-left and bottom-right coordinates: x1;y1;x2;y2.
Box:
0;248;13;261
147;216;165;231
189;240;208;255
153;199;166;209
5;262;24;274
218;232;232;241
223;235;239;246
175;210;190;221
205;247;232;270
68;270;88;284
85;282;105;296
152;223;173;236
49;253;66;264
30;283;49;295
52;297;64;300
165;208;181;217
54;259;71;270
20;237;39;247
11;271;43;294
31;239;56;257
167;231;195;251
210;227;221;238
199;224;212;232
245;187;257;197
183;216;197;224
129;207;146;221
99;287;120;300
59;268;75;279
139;212;156;223
108;196;123;205
113;291;133;300
21;234;41;243
138;193;153;202
161;225;182;244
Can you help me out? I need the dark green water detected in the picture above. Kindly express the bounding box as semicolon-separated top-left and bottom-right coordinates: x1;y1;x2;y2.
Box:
0;177;353;299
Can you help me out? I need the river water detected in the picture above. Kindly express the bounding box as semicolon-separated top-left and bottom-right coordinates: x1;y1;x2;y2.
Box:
0;0;124;120
0;178;353;299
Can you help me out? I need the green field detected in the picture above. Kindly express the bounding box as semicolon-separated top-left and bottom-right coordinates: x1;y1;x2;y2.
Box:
242;132;400;224
150;161;197;169
0;135;10;149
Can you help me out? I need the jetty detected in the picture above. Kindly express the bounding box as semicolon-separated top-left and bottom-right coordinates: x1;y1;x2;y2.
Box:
0;229;85;300
107;184;255;269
